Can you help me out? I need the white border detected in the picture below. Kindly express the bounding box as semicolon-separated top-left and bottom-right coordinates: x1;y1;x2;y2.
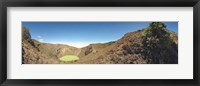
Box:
7;7;193;79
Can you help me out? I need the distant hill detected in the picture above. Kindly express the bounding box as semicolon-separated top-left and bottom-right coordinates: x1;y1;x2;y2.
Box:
22;22;178;64
33;39;81;58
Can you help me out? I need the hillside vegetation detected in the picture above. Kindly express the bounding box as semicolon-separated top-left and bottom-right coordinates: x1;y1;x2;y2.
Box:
22;22;178;64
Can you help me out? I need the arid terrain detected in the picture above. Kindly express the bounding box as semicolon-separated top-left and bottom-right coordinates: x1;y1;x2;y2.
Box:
22;22;178;64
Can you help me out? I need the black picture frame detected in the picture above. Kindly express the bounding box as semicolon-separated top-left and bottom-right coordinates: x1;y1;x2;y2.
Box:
0;0;199;86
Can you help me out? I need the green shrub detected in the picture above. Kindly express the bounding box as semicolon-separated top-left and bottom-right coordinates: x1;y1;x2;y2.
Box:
141;22;173;63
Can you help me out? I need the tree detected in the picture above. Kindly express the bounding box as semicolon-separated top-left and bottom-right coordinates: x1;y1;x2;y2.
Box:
142;22;172;64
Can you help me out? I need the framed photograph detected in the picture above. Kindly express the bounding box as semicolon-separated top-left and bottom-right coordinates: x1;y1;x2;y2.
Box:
0;0;199;86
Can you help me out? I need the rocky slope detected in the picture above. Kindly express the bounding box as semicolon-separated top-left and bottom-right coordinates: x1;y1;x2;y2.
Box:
22;22;178;64
98;22;178;64
76;22;178;64
22;27;76;64
22;26;48;64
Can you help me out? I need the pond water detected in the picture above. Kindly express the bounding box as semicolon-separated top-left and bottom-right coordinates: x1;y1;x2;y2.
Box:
59;55;79;61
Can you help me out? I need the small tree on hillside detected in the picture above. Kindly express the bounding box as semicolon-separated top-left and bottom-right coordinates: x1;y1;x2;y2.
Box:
142;22;172;64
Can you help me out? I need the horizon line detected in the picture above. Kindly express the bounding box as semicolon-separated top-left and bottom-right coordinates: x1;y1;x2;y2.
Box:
33;39;116;48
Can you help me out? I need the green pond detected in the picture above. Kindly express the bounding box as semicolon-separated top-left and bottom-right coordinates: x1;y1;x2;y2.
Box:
59;55;79;61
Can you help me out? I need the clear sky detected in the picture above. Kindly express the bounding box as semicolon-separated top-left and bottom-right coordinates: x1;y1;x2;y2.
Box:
22;22;178;48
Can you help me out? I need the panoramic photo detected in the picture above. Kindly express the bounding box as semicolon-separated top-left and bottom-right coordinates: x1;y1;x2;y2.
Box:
22;22;178;64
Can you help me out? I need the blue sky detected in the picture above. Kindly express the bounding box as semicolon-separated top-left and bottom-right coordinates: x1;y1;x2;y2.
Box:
22;22;178;48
